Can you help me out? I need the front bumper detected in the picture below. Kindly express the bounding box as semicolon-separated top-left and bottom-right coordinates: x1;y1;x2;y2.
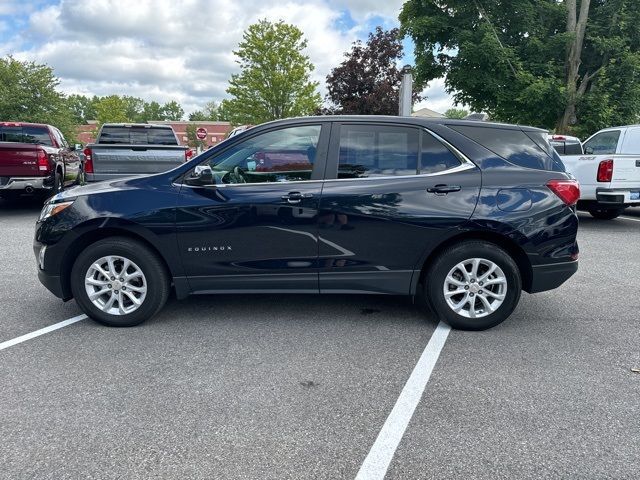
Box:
34;241;72;301
596;188;640;206
0;176;52;191
528;260;578;293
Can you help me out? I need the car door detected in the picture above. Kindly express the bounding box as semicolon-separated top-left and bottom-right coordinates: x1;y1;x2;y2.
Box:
318;122;481;294
175;122;330;293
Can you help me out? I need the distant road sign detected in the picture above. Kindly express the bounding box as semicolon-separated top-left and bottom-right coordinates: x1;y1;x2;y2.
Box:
196;127;207;140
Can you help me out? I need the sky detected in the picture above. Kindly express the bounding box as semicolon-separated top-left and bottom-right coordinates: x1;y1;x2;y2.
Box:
0;0;457;117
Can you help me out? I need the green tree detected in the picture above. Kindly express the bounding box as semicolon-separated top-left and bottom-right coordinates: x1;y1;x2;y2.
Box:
95;95;128;125
122;96;145;123
444;108;469;119
224;19;321;125
189;100;224;121
141;101;164;122
400;0;640;136
0;56;77;141
67;94;99;124
161;100;184;121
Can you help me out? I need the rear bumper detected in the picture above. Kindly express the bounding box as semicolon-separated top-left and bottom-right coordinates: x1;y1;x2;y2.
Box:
595;188;640;206
85;173;132;182
528;260;578;293
0;176;52;192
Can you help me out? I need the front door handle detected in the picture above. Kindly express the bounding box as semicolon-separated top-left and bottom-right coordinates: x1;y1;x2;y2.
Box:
281;192;313;204
427;184;461;195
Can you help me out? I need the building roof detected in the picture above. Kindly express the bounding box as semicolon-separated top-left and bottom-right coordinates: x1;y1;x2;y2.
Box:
411;107;444;118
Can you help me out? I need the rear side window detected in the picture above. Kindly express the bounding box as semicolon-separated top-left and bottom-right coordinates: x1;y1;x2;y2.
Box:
99;127;178;145
618;128;640;154
338;124;419;178
421;132;461;173
583;130;620;155
450;125;564;171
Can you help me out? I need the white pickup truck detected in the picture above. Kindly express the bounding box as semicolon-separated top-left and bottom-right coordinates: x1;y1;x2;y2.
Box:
560;126;640;219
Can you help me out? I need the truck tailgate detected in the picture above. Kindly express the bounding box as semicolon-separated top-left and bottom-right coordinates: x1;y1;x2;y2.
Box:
91;146;185;175
0;143;39;177
612;155;640;186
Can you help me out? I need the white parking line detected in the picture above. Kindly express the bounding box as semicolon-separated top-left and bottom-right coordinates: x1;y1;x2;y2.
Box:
355;321;452;480
620;216;640;223
0;314;87;351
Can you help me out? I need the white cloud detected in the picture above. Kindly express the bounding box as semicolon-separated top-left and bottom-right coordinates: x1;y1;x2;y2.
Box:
3;0;456;116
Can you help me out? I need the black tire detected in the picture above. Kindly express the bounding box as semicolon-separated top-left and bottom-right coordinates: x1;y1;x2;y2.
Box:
70;237;170;327
588;207;624;220
424;240;522;331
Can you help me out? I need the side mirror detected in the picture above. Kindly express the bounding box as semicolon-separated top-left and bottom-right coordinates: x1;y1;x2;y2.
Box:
584;146;594;155
188;165;214;185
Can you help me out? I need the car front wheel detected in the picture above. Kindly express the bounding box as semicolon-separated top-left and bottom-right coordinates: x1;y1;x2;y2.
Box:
424;241;522;330
70;237;170;327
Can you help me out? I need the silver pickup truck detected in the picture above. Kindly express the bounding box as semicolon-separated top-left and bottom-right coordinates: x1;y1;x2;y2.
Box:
83;124;191;182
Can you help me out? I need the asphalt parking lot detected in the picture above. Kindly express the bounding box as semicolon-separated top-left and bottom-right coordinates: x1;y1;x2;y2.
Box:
1;198;639;480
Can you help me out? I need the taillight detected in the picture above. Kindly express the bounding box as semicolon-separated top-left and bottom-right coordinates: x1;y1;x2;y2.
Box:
547;179;581;206
37;149;50;173
597;159;613;182
83;147;94;174
185;149;193;162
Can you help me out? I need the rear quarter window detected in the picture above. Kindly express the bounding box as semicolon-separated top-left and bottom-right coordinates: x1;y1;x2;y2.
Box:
450;125;565;171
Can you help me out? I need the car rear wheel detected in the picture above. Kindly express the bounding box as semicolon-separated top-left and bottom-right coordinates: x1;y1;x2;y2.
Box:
588;207;625;220
70;237;169;327
424;241;522;330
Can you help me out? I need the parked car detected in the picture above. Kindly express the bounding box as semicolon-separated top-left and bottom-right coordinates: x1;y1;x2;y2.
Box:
559;125;640;219
0;122;83;200
35;116;579;330
83;123;192;182
548;134;583;155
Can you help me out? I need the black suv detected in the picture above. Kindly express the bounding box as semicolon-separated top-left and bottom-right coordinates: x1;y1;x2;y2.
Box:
34;116;579;330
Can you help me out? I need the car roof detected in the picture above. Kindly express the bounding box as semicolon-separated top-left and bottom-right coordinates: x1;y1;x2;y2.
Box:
101;123;173;129
0;121;50;128
255;115;548;133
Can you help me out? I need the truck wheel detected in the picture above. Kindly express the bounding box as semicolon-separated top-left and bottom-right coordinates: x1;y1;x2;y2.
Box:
424;241;522;331
70;237;170;327
588;207;625;220
52;172;63;195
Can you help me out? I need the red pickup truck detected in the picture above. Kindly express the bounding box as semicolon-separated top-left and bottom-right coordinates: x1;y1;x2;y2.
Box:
0;122;83;200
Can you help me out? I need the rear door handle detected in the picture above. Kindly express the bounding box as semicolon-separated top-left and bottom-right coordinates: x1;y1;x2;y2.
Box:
281;192;313;204
427;184;461;195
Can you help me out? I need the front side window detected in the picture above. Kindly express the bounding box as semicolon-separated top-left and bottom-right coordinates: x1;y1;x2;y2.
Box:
197;125;321;184
338;125;419;178
583;130;620;155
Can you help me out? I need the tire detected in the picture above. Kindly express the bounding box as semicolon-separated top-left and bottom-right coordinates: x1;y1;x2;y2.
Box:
70;237;170;327
424;240;522;331
588;207;624;220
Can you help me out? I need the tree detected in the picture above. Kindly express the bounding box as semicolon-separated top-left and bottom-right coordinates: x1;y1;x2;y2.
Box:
189;100;223;121
324;27;422;115
67;94;98;124
400;0;640;136
94;95;128;125
141;100;164;122
224;19;321;125
444;108;469;119
161;100;184;121
0;56;77;141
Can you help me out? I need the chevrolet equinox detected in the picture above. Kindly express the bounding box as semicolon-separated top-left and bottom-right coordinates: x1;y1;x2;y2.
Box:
35;116;579;330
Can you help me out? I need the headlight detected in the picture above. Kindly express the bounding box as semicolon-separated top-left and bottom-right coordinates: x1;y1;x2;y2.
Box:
39;200;74;221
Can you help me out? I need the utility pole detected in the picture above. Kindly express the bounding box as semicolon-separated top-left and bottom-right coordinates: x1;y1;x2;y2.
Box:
399;65;413;116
